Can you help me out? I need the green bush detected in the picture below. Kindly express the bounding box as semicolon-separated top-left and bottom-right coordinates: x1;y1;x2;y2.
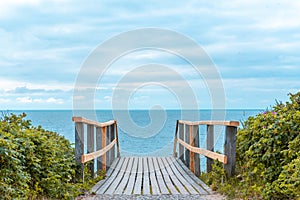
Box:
237;92;300;199
0;113;77;199
201;92;300;199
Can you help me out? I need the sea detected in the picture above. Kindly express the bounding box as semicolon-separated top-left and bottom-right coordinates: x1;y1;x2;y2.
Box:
6;109;262;171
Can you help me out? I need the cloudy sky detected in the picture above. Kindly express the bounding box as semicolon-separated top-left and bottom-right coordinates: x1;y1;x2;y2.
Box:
0;0;299;110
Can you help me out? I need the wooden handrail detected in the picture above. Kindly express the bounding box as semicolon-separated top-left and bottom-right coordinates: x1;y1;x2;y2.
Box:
72;116;115;127
176;138;227;164
174;119;238;177
73;116;120;182
178;120;239;127
82;138;117;163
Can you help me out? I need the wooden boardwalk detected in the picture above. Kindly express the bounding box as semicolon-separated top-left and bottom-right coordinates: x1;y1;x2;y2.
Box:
92;156;212;195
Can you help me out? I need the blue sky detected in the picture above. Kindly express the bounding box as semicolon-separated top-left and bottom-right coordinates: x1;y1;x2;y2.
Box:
0;0;299;110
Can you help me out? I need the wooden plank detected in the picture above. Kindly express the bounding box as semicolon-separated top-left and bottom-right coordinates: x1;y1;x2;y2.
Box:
72;116;115;128
152;157;169;194
75;122;84;181
75;122;84;164
81;139;116;163
87;124;95;178
179;120;239;127
157;157;179;194
142;157;150;195
114;157;134;194
189;125;194;173
124;157;138;194
96;127;102;173
92;157;120;193
173;157;211;194
133;157;143;194
148;157;160;194
173;120;179;157
106;125;111;171
179;123;184;163
192;125;200;176
101;126;107;171
177;138;227;164
115;120;121;158
161;157;189;194
110;124;115;163
206;125;214;173
185;125;190;168
166;157;199;194
224;126;237;177
97;157;127;194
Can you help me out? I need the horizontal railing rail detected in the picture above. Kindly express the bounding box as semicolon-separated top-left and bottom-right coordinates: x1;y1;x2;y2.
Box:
72;116;120;182
173;120;239;177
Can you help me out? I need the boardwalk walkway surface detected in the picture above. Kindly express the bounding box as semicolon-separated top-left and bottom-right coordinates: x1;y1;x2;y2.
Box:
86;156;224;199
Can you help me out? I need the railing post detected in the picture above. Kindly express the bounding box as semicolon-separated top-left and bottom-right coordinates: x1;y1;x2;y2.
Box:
173;120;179;157
189;125;194;173
185;125;190;168
106;126;110;171
87;124;95;178
179;122;184;163
96;127;102;173
75;122;84;181
192;125;200;176
111;124;115;163
115;120;121;158
101;126;107;172
206;125;214;173
224;126;237;177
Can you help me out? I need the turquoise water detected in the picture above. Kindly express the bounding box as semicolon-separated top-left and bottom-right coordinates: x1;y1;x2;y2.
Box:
7;109;262;156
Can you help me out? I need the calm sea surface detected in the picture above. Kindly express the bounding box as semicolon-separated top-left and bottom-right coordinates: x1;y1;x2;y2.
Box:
8;109;262;158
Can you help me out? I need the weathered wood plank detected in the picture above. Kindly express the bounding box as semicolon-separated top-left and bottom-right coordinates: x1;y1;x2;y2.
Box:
81;139;116;163
152;157;169;194
193;125;200;176
179;122;184;163
87;124;95;178
148;157;160;194
124;157;138;194
115;121;121;158
224;126;237;177
206;125;214;173
179;120;239;127
177;138;227;164
142;157;150;195
185;125;190;168
72;117;115;127
75;122;84;180
97;157;126;194
92;157;120;193
110;124;115;163
165;157;198;194
161;157;189;194
189;125;194;173
96;127;102;173
101;126;107;171
133;157;143;194
175;157;212;194
157;157;179;194
103;157;129;194
114;157;134;194
173;120;179;157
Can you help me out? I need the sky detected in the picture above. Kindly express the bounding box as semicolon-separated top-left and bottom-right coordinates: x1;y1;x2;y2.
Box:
0;0;300;110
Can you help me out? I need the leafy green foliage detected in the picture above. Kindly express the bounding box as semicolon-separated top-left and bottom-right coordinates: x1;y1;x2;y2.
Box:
201;92;300;199
0;113;80;199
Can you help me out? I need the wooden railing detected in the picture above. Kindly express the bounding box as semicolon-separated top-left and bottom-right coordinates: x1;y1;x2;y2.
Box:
72;117;120;182
173;120;239;177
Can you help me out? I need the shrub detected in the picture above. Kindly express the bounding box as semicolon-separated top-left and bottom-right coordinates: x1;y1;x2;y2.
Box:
0;113;77;199
201;92;300;199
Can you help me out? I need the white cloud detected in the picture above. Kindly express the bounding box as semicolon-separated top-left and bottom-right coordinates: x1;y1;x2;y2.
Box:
15;96;64;104
16;96;32;103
